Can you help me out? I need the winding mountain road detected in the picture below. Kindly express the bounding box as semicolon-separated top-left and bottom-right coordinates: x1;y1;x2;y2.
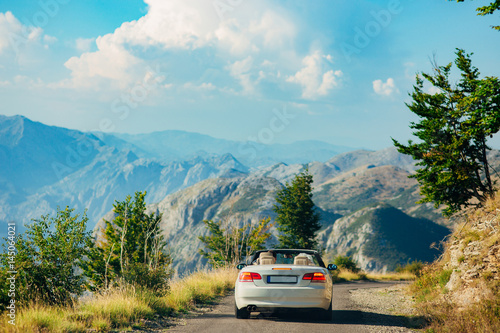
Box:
169;281;417;333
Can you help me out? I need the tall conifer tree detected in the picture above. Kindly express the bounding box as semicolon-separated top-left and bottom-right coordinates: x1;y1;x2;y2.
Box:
273;169;321;249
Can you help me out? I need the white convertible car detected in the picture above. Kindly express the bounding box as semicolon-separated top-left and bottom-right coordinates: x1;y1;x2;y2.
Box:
234;249;337;320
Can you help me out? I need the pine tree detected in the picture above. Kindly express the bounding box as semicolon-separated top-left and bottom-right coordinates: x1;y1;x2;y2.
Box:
393;49;500;216
273;169;321;249
454;0;500;30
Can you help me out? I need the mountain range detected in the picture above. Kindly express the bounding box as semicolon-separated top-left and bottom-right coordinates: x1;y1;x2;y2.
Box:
0;116;339;225
1;114;456;273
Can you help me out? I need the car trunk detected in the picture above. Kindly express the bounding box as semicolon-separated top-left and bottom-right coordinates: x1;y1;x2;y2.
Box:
248;265;328;287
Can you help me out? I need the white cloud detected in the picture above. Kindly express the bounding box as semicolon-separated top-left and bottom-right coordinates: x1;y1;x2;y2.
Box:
59;0;299;92
228;56;256;94
75;37;94;52
373;78;399;97
287;51;342;99
63;35;142;90
43;35;57;44
0;11;45;54
13;75;43;88
183;82;216;91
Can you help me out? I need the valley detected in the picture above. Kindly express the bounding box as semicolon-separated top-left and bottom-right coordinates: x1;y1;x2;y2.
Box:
1;115;453;275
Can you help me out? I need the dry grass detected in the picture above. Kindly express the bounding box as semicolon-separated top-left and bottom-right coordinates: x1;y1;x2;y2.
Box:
420;298;500;333
331;269;415;282
336;269;366;281
367;272;416;281
1;267;238;333
162;267;238;312
2;304;87;333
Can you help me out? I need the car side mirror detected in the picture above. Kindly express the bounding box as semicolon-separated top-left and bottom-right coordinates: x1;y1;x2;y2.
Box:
236;263;247;270
327;264;337;271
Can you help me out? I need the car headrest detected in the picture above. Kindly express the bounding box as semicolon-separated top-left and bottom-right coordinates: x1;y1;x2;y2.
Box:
294;256;309;266
259;252;273;259
259;251;275;265
260;257;275;265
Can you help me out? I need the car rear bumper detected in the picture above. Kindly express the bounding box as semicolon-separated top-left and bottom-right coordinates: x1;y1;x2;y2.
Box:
235;286;331;310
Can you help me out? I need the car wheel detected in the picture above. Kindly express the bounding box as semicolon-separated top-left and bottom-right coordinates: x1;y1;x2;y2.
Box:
320;299;332;321
235;304;250;319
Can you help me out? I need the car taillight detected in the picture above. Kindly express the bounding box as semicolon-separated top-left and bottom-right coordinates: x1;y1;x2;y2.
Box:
302;272;327;283
239;272;262;282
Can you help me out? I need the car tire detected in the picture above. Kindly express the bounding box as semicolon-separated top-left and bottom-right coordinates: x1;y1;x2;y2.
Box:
235;304;250;319
320;299;332;321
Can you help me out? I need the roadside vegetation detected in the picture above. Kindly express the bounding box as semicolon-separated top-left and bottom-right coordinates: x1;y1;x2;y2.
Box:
1;267;238;332
0;191;239;332
407;194;500;333
392;14;500;330
327;255;419;283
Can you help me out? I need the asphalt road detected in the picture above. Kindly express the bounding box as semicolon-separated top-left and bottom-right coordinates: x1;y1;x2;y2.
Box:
168;281;411;333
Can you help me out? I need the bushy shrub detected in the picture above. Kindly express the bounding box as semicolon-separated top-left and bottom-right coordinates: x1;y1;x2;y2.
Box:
0;208;92;307
121;262;172;293
396;260;425;277
333;255;360;273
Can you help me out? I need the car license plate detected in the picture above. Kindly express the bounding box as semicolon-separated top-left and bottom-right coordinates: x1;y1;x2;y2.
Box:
267;275;297;284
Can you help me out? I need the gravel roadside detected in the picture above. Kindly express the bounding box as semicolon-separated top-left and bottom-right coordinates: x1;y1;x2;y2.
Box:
349;283;424;333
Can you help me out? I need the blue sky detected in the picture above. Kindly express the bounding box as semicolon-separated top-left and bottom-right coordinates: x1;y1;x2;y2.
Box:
0;0;499;149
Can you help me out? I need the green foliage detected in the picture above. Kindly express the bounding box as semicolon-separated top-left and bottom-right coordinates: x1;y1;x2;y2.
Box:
438;269;453;289
82;191;171;291
333;255;360;273
411;266;454;303
393;49;500;216
396;260;425;277
454;0;500;30
0;208;92;307
199;217;273;267
273;169;321;249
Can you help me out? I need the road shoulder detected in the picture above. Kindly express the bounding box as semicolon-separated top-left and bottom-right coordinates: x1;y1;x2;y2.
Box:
349;282;424;333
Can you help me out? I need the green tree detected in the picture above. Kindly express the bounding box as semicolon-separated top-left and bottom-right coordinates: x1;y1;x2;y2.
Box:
454;0;500;30
199;217;273;267
83;191;171;291
333;255;360;273
0;208;91;307
393;49;500;216
273;169;321;249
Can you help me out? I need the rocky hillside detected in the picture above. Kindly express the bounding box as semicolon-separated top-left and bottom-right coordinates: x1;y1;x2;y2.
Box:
91;147;452;275
442;199;500;306
256;151;445;226
1;114;460;275
96;175;282;276
94;176;449;275
318;204;450;272
409;195;500;332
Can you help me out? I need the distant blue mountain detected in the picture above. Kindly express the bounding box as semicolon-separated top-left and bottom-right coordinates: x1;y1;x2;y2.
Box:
0;115;369;241
0;115;103;197
0;115;249;237
104;130;353;167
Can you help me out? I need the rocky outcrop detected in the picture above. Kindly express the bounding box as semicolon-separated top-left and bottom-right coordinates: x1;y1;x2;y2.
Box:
145;176;281;276
443;206;500;307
